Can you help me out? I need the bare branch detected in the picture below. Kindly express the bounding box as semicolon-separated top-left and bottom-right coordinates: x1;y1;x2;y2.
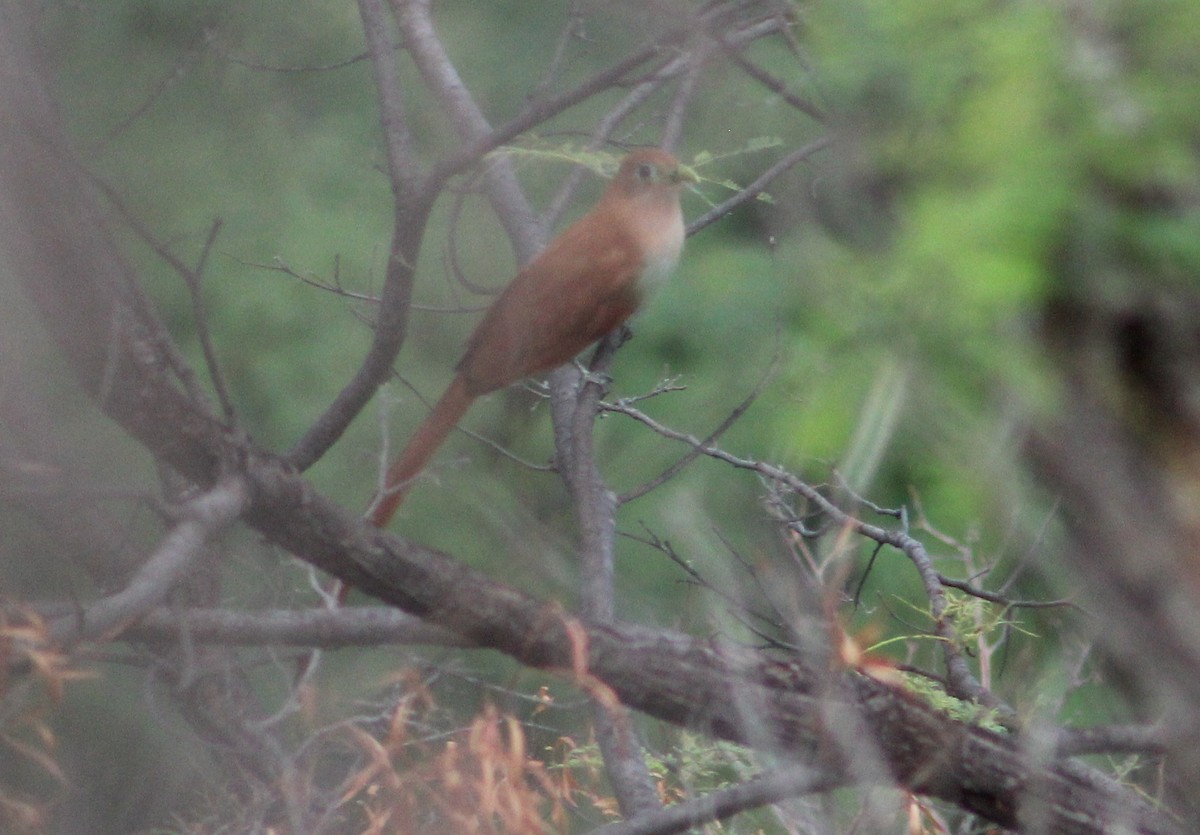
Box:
393;0;543;259
1053;723;1169;758
614;346;777;504
714;35;825;121
357;0;422;197
49;475;248;645
118;605;468;648
558;330;665;818
283;0;437;470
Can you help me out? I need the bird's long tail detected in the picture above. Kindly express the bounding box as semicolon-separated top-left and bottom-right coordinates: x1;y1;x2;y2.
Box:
367;374;475;528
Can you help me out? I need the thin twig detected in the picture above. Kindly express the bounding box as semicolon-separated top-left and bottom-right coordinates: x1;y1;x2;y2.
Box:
688;136;832;234
614;348;778;504
444;169;509;297
212;40;369;73
186;218;237;423
387;374;555;474
241;256;379;304
92;36;207;155
624;524;791;648
934;574;1077;611
715;37;825;121
85;172;218;410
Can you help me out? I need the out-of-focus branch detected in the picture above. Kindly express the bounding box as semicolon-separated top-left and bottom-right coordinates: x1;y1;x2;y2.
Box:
1032;290;1200;825
98;604;467;648
592;764;843;835
49;475;247;645
711;28;825;121
1053;723;1169;758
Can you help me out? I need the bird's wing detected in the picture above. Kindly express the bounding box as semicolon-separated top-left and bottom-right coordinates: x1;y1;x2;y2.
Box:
457;211;644;394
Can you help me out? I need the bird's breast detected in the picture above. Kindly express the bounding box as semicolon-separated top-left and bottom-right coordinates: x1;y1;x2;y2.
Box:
632;209;685;301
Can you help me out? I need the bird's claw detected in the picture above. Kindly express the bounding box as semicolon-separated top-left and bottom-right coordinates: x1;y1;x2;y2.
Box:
573;360;613;390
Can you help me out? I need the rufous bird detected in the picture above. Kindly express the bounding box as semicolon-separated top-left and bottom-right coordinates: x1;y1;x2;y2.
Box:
367;148;697;527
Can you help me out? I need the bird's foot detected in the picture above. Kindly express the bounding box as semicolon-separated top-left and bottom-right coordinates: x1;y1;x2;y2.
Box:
573;360;613;391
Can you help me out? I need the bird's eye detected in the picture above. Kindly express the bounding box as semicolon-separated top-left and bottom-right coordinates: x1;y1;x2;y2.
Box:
635;162;656;181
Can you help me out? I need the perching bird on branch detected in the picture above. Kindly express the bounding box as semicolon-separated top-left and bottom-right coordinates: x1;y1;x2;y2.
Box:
368;148;696;526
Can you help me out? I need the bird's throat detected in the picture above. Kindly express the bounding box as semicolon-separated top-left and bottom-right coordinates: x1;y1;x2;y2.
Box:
632;207;685;301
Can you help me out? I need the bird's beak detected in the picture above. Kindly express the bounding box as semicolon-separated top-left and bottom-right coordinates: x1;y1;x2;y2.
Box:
671;164;700;186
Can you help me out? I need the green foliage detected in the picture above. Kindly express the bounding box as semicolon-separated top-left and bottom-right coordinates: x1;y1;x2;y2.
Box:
690;137;784;203
901;673;1009;735
559;733;770;832
491;142;626;178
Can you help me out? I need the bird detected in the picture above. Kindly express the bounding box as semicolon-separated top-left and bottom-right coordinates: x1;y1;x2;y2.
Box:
366;148;697;527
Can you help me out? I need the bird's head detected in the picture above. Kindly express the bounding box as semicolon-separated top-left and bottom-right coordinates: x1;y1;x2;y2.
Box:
611;149;699;199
